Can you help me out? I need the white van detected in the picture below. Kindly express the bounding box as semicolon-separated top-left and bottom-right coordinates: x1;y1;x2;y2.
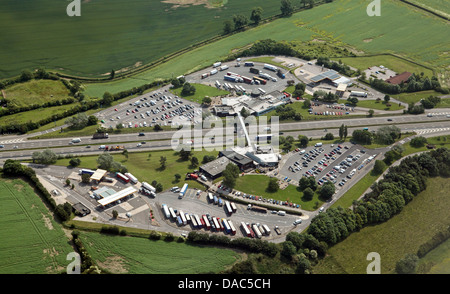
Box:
71;138;81;143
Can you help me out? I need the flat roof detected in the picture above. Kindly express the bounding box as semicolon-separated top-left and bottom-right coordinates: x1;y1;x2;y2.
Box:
90;169;107;181
97;186;137;206
200;156;231;177
336;83;347;91
310;70;341;83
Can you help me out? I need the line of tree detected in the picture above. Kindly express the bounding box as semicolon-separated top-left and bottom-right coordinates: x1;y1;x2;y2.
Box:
316;57;356;77
306;147;450;247
2;159;73;222
360;72;447;95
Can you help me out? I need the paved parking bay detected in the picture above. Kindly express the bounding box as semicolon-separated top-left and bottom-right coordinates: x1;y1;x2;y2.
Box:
278;143;379;191
96;85;202;130
186;60;296;98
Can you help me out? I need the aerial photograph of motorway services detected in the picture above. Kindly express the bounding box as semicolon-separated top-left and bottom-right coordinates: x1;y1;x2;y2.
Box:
0;0;449;287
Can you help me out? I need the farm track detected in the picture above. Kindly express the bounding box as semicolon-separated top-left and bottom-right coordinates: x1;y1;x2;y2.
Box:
2;182;59;272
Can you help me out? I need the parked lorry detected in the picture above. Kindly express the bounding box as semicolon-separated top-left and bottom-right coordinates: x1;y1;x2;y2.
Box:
350;91;368;97
116;172;130;183
241;222;251;237
248;204;267;213
249;67;260;74
179;183;188;199
92;132;109;139
274;226;282;235
264;63;278;72
141;182;156;193
276;69;285;79
162;204;170;219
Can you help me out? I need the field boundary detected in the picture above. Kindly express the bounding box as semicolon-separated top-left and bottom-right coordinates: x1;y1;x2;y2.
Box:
400;0;450;21
330;52;436;76
53;1;328;83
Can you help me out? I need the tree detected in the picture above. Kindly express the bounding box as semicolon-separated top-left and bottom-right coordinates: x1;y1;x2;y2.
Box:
181;83;196;96
20;70;33;82
154;124;162;131
339;124;344;140
190;156;199;167
375;125;401;145
223;20;234;34
32;149;57;165
202;97;212;105
174;174;181;182
97;153;114;170
250;7;263;25
298;135;309;147
281;241;297;260
232;14;249;30
267;178;279;193
395;253;419;274
102;91;114;106
352;129;372;145
410;136;427;148
280;0;294;17
384;95;390;103
296;256;311;274
343;125;348;140
323;133;334;140
240;107;251;118
110;69;115;80
112;210;118;219
81;173;91;184
222;163;240;189
179;148;192;161
303;187;314;201
69;158;81;167
122;149;129;159
368;109;375;117
65;113;89;130
160;156;167;170
373;160;386;175
87;115;98;126
347;97;359;105
319;181;335;200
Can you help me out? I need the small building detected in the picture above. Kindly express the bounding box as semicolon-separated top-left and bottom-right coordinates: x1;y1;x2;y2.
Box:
219;150;255;172
335;83;348;97
385;72;412;85
72;203;91;217
199;156;231;180
90;169;107;183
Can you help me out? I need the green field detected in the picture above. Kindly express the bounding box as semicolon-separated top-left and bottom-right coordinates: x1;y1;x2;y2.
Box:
334;55;434;78
390;90;443;104
53;149;219;191
0;176;73;274
0;0;284;80
2;79;72;108
418;238;450;274
79;231;241;274
82;0;450;98
233;174;323;211
338;99;405;111
313;176;450;274
170;83;229;104
407;0;450;19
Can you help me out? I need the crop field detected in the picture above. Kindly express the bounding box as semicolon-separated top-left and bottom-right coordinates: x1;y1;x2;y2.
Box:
83;0;449;98
0;0;284;80
79;231;241;274
406;0;450;19
0;176;73;274
313;176;450;274
2;80;72;108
